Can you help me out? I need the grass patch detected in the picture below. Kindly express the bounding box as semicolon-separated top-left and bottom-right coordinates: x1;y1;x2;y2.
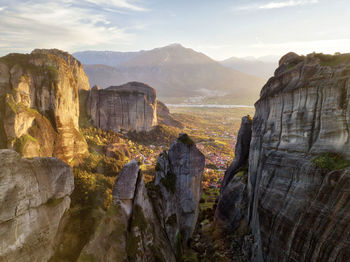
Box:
315;53;350;67
127;124;180;146
313;152;350;171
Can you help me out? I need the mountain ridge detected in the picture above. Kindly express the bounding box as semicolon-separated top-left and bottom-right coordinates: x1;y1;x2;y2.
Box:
74;44;266;104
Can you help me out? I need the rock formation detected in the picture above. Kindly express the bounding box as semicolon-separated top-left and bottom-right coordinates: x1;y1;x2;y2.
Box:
156;101;183;128
87;82;158;132
217;52;350;261
79;134;204;261
154;133;205;250
79;160;176;262
0;49;88;164
215;116;251;233
0;149;74;262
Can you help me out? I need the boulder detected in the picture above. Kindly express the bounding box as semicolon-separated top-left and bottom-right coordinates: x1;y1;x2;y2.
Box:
0;149;74;262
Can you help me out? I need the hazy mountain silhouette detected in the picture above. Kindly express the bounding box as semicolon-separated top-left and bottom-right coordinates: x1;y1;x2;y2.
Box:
219;56;278;79
74;44;266;104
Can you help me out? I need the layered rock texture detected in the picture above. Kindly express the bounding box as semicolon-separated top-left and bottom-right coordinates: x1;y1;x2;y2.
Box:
79;134;204;261
0;149;74;262
215;116;251;232
154;133;205;249
0;49;88;164
217;52;350;262
87;82;157;132
79;160;176;262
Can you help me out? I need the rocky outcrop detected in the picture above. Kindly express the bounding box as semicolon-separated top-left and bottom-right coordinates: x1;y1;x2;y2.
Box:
156;101;183;128
0;49;88;164
87;82;158;132
215;116;251;232
218;52;350;262
79;160;176;262
32;49;90;91
0;149;74;262
154;133;205;250
79;134;204;261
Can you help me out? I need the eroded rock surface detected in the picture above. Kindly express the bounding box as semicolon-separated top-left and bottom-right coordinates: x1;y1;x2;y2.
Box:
87;82;158;132
247;52;350;262
79;160;176;262
215;53;350;262
215;116;251;232
154;133;205;249
0;149;74;262
0;49;88;164
156;101;183;128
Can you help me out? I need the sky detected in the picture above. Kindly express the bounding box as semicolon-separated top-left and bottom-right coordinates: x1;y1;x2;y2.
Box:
0;0;349;60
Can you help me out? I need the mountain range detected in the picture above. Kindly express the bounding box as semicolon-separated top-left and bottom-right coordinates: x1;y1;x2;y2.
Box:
73;44;267;104
219;56;278;79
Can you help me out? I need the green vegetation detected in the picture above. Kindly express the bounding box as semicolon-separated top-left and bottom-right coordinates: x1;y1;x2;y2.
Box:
313;152;350;171
160;170;177;193
14;134;38;154
175;231;183;261
79;90;92;128
182;249;199;262
126;204;149;261
127;124;180;146
78;254;97;262
178;133;195;146
46;197;64;207
132;204;148;231
315;53;350;67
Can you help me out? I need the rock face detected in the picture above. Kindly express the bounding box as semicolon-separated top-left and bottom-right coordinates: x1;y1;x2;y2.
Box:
156;101;183;128
217;53;350;262
0;49;88;164
79;160;176;262
0;149;74;262
80;134;204;261
215;116;251;232
154;133;205;249
87;82;158;132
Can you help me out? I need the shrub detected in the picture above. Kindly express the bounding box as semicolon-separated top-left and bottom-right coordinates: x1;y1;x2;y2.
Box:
161;170;177;193
178;133;195;146
313;152;350;171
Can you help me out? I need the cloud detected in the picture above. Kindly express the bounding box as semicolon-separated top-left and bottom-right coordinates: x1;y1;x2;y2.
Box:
82;0;148;11
259;0;319;9
0;0;147;55
237;0;319;10
249;38;350;55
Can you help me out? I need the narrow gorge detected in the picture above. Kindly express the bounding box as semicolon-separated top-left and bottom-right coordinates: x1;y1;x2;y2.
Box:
1;49;350;262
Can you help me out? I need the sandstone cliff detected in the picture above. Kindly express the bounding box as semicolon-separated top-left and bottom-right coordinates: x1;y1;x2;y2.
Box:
0;49;88;164
87;82;157;132
217;52;350;261
0;149;74;262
